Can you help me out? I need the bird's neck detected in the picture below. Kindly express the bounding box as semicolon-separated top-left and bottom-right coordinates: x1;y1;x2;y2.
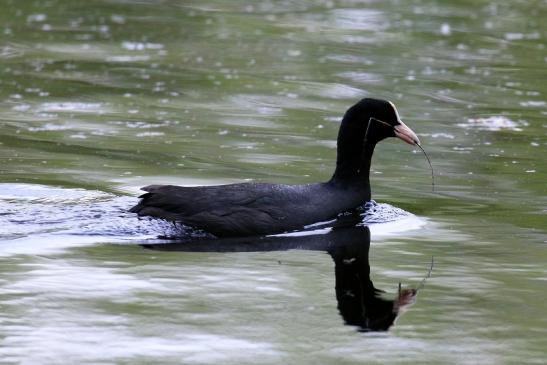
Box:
328;103;378;189
329;143;375;188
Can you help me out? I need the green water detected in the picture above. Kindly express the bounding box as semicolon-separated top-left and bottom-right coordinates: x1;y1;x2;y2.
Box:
1;0;546;364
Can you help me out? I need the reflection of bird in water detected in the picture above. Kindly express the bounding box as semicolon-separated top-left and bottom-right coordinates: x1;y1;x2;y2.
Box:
130;98;421;237
327;227;417;331
143;224;423;332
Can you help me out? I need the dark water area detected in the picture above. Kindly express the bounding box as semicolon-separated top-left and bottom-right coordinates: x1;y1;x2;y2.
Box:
1;0;546;364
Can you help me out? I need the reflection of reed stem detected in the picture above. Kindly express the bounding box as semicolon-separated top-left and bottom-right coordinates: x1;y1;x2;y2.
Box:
417;256;434;292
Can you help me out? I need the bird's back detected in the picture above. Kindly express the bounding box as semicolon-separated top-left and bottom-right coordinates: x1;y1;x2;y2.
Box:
130;181;368;237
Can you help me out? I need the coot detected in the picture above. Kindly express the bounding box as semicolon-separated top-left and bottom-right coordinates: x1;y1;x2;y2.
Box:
130;98;420;237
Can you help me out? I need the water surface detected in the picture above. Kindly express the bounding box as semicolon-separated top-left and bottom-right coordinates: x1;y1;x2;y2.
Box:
1;0;546;364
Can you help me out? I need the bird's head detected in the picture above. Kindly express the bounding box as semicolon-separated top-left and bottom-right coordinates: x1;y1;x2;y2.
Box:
362;98;420;146
333;98;421;182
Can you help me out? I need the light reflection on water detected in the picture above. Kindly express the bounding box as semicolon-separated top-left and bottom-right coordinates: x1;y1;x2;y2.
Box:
1;0;546;363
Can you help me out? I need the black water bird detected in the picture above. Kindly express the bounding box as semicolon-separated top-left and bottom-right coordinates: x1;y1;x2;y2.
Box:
130;98;420;237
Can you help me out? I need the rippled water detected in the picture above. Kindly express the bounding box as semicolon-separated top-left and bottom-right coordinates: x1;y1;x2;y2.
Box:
1;0;546;364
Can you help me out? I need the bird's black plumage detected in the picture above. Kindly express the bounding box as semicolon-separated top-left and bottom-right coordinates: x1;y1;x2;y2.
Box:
130;98;419;237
